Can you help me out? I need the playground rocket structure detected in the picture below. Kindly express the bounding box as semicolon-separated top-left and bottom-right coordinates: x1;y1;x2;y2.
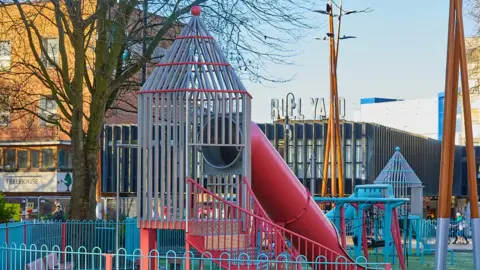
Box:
435;0;480;270
136;5;251;231
135;6;366;270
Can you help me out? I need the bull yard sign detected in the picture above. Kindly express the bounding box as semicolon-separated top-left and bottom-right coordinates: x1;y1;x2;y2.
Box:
270;97;346;121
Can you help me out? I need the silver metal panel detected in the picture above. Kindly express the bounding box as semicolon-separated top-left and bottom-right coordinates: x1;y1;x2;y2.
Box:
434;218;450;270
472;218;480;270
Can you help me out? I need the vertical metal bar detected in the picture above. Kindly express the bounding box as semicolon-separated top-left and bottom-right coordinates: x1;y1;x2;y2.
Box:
214;94;219;144
185;93;190;233
116;146;120;252
137;95;143;226
173;92;179;226
143;96;150;225
229;94;233;145
193;93;199;180
179;94;185;222
147;95;153;226
166;93;172;224
235;94;240;144
200;93;205;144
160;93;166;226
222;93;226;144
154;93;159;222
206;93;211;142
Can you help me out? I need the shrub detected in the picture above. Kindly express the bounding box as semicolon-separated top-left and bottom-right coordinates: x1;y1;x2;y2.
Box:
0;192;15;223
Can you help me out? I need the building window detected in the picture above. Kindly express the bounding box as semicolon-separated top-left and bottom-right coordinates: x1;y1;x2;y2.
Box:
355;164;365;179
345;163;352;178
306;139;313;157
297;163;303;177
346;146;353;163
316;164;322;178
0;95;10;126
18;150;28;169
0;41;11;70
42;38;59;67
38;98;58;126
315;140;324;163
296;140;303;163
288;144;294;166
5;149;16;169
58;149;72;169
42;148;54;168
30;150;40;169
355;139;363;163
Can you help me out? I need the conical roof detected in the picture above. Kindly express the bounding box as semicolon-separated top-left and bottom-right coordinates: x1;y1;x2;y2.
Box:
373;147;422;187
140;6;250;97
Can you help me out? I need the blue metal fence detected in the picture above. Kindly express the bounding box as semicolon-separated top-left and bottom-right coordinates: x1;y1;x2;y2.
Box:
0;244;390;270
0;219;187;258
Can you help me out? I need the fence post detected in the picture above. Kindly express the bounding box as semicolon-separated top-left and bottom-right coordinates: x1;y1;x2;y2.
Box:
5;224;8;267
140;228;157;270
23;222;27;245
185;240;191;270
385;263;391;270
105;254;113;270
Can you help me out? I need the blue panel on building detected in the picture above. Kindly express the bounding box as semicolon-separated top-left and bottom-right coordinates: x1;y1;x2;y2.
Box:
437;91;462;141
360;97;401;104
438;92;444;140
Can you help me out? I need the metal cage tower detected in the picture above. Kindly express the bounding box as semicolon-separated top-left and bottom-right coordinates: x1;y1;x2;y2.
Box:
136;7;252;229
373;147;423;217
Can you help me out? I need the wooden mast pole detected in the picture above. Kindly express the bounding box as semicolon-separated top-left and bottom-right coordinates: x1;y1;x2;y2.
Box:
454;0;480;268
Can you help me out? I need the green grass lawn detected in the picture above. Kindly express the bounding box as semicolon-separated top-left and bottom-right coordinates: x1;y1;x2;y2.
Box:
112;252;475;270
366;252;474;270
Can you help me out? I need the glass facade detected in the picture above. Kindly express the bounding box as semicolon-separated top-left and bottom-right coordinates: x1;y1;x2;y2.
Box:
102;121;453;196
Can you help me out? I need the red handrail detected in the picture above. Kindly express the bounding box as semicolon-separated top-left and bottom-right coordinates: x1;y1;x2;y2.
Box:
186;177;347;263
242;177;301;258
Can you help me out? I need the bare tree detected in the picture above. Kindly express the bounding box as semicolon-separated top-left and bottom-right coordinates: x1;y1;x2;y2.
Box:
463;1;480;93
0;0;317;220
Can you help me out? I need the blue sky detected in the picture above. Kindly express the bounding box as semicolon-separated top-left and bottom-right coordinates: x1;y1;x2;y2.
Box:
244;0;477;123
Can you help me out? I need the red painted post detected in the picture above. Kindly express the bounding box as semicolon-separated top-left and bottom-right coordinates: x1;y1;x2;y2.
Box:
105;254;113;270
61;223;67;251
185;239;191;270
140;228;157;270
385;263;391;270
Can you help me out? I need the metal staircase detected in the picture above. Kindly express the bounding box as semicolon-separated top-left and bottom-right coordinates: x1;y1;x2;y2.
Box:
186;177;351;270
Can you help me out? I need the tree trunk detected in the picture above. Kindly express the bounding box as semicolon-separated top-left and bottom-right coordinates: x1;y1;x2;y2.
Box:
68;107;90;220
68;129;101;220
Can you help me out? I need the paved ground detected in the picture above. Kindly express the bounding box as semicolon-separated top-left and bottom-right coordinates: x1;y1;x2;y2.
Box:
449;242;472;251
399;238;473;252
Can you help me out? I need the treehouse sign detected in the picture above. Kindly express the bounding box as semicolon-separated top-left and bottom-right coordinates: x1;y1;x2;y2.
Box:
270;97;346;121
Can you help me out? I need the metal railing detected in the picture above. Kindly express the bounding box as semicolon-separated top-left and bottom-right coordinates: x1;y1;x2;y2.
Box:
413;219;471;247
0;244;391;270
0;219;187;257
187;177;355;266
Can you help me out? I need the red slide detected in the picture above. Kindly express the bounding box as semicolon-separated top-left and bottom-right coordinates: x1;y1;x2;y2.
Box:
250;122;357;265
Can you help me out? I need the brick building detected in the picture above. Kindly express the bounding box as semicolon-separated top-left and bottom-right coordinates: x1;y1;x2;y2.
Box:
0;1;178;199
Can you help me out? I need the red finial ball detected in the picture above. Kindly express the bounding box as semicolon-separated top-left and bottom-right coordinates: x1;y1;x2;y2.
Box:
191;6;201;16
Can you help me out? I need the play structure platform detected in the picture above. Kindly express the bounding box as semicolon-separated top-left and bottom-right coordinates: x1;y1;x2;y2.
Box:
134;6;400;270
